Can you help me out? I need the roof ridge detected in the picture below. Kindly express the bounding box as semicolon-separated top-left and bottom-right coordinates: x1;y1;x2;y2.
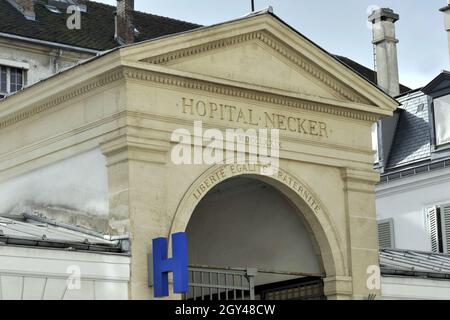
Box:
133;9;202;27
87;0;202;27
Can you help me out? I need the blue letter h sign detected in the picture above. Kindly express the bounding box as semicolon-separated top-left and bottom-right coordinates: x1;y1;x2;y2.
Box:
153;232;188;298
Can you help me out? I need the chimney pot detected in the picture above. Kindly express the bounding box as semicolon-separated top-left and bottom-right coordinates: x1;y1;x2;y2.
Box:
440;1;450;61
7;0;35;20
115;0;135;45
369;7;400;97
368;8;399;23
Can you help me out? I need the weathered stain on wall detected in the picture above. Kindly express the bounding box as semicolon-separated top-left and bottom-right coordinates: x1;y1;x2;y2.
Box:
0;38;94;87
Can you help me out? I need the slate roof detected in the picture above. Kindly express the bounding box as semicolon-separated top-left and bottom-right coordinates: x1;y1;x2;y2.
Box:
422;70;450;96
386;89;431;169
0;0;411;95
335;55;411;95
380;249;450;279
0;0;202;51
0;212;129;253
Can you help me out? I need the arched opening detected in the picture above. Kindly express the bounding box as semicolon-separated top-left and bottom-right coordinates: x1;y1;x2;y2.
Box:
185;176;326;300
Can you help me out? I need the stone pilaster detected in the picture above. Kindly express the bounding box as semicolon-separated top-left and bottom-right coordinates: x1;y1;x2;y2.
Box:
323;276;353;300
101;130;171;299
341;168;381;300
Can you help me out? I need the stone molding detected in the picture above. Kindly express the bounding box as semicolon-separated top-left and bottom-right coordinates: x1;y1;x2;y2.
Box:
141;30;369;104
323;276;353;299
0;60;380;131
341;168;380;194
168;163;348;278
100;132;170;166
0;69;124;130
123;68;380;122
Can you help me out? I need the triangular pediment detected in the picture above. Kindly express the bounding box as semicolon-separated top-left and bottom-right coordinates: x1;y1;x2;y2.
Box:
121;13;398;114
141;32;352;101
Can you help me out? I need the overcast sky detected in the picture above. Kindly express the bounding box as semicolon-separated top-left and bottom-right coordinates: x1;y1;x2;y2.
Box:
96;0;450;89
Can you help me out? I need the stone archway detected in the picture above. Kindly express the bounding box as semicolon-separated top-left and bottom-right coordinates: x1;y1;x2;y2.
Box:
169;163;351;299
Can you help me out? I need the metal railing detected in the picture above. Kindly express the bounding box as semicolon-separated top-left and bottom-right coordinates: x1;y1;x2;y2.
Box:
184;265;325;301
380;158;450;183
258;278;325;300
184;265;257;301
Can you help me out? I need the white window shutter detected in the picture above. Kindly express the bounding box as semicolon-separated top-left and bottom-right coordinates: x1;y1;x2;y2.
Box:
377;219;395;249
440;204;450;254
427;206;440;253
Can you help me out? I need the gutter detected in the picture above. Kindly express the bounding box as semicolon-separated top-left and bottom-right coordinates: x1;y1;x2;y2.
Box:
0;32;102;55
379;158;450;183
381;267;450;280
23;212;129;242
0;235;124;254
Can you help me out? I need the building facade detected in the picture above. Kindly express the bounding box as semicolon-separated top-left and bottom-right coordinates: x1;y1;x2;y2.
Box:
1;0;449;300
376;85;450;253
371;3;450;299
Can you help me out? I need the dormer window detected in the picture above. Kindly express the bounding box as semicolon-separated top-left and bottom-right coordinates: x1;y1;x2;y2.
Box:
422;71;450;154
433;95;450;147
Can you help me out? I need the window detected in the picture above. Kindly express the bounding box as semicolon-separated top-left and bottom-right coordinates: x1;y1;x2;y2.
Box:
371;122;379;164
427;204;450;253
433;95;450;147
377;219;395;249
0;65;25;98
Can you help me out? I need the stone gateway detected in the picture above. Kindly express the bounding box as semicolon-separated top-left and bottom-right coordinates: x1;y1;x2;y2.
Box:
0;11;397;300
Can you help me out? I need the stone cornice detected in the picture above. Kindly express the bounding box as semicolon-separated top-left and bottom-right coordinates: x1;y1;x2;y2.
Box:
0;69;125;130
100;132;170;166
123;67;380;122
141;31;370;105
376;166;450;198
0;61;380;131
341;168;380;193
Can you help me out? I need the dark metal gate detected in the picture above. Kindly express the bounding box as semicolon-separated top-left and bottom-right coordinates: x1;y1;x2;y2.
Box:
184;265;325;301
257;277;326;300
184;266;257;300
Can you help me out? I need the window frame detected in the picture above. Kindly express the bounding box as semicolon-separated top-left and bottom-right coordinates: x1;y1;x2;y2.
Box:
377;218;395;249
0;58;30;99
372;122;380;166
0;65;8;97
428;92;450;155
427;203;450;253
0;65;26;98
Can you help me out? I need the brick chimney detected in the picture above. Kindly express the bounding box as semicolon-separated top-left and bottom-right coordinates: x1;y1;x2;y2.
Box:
368;8;400;97
115;0;134;45
440;1;450;61
7;0;35;20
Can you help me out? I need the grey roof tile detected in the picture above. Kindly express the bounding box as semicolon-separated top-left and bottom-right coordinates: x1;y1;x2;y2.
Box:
0;1;414;95
0;0;201;51
380;249;450;278
0;214;127;253
386;91;431;169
